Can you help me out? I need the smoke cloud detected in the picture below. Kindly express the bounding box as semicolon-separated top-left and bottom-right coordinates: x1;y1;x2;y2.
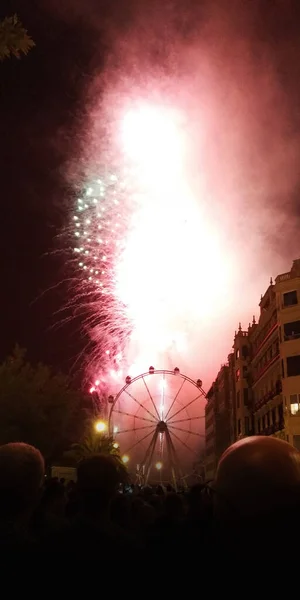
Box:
45;0;300;385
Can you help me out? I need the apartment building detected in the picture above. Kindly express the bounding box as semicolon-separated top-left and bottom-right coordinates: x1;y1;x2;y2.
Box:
204;360;234;480
250;260;300;446
250;278;283;441
204;258;300;479
276;259;300;448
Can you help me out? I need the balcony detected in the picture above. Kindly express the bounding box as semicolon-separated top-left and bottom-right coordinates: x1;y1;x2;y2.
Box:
284;332;300;342
259;420;284;436
276;272;291;283
254;381;282;411
253;352;280;384
252;322;278;360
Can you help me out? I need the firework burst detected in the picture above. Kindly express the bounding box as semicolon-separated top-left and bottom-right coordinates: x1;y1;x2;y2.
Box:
71;98;237;391
71;171;132;383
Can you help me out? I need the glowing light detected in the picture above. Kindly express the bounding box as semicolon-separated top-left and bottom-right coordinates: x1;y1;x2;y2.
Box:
95;420;107;433
121;105;183;184
122;454;129;464
113;425;119;434
155;461;163;470
73;100;237;389
113;442;119;449
115;102;235;372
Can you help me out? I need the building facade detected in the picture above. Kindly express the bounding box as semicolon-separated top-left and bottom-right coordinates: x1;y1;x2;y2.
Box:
204;258;300;480
276;259;300;448
204;361;234;480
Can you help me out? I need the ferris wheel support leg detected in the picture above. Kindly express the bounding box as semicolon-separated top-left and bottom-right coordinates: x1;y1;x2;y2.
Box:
164;429;179;492
165;428;187;491
142;427;160;486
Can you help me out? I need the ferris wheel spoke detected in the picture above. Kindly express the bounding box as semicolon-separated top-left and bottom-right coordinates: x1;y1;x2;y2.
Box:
116;425;155;435
142;377;161;420
166;393;204;422
123;428;156;454
168;416;205;425
124;389;158;422
164;378;186;421
167;428;200;456
143;428;160;484
112;409;156;424
168;424;205;437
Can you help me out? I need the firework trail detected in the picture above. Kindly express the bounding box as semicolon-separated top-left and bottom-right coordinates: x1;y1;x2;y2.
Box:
71;171;132;381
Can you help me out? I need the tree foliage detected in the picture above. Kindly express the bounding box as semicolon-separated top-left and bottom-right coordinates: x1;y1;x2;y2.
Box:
70;432;120;460
0;14;34;60
66;427;129;483
0;345;86;459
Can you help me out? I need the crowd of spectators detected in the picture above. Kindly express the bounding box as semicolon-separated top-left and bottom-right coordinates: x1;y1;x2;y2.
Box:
1;435;300;581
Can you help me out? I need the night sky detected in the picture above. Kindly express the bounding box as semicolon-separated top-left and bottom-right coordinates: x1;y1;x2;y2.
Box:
0;1;105;372
1;0;300;378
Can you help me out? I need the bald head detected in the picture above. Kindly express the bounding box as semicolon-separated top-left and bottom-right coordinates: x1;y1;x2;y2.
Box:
0;443;44;519
215;436;300;519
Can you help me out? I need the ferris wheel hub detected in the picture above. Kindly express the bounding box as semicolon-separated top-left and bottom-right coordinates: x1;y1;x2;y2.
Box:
157;420;167;433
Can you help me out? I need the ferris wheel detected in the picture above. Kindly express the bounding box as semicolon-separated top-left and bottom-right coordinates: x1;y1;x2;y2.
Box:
108;367;207;488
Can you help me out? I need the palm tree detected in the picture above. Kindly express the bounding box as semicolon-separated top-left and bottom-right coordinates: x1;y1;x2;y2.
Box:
70;433;119;460
65;431;129;482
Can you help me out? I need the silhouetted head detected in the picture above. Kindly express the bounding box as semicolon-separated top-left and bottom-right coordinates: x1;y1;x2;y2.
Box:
215;436;300;521
41;480;66;517
77;454;120;517
110;493;131;528
0;442;44;522
165;492;184;520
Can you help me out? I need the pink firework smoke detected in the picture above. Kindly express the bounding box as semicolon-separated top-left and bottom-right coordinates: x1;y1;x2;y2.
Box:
69;0;300;393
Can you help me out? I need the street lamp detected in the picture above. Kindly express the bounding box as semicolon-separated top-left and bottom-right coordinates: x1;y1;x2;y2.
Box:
122;454;129;464
94;420;107;433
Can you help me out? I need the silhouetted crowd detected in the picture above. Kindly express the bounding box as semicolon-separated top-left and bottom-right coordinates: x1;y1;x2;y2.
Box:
1;436;300;584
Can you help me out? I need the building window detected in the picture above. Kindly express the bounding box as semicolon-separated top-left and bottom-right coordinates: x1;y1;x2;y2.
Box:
236;369;240;382
237;419;241;435
290;394;300;415
284;320;300;341
236;348;240;359
287;355;300;377
283;290;298;307
242;366;247;378
257;418;261;433
242;345;248;359
243;388;248;405
281;359;285;378
236;390;240;409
